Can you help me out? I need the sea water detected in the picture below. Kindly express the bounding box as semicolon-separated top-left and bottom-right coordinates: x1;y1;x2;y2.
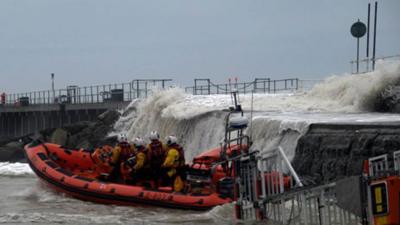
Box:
1;61;400;224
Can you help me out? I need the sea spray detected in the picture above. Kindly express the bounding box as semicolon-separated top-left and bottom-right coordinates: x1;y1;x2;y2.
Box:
113;61;400;161
249;115;311;161
0;162;33;177
308;60;400;112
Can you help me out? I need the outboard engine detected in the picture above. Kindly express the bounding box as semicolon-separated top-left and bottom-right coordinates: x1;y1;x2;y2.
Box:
218;177;234;199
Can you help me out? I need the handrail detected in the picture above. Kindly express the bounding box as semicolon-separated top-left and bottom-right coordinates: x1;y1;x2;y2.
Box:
278;146;303;187
186;78;300;95
1;79;172;106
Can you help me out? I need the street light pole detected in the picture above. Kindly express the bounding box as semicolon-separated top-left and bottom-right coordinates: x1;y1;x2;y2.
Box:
51;73;55;102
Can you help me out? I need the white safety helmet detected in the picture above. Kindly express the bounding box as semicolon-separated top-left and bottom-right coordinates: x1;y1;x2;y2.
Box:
166;135;177;146
149;130;160;141
117;133;128;143
133;137;145;148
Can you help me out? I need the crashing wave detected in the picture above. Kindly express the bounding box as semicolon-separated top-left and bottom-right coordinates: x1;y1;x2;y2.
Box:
0;162;34;177
112;61;400;161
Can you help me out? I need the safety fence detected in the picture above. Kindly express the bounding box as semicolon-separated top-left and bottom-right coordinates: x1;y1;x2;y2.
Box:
1;78;322;106
350;54;400;74
185;78;301;95
235;147;363;224
263;183;362;225
1;79;172;106
368;150;400;177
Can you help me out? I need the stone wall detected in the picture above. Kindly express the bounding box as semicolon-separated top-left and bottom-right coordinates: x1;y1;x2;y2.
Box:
0;110;120;162
292;122;400;184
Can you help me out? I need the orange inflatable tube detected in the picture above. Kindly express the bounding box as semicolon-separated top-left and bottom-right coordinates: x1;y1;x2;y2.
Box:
24;141;231;210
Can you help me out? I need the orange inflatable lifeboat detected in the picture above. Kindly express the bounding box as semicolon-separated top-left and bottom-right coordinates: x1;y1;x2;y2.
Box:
24;141;231;210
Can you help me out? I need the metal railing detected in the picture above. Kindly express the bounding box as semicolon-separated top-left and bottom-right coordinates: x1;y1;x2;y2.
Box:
235;147;363;224
1;77;323;106
2;79;172;106
236;148;400;224
263;183;362;225
350;54;400;74
367;150;400;178
393;150;400;171
368;154;389;178
185;78;300;95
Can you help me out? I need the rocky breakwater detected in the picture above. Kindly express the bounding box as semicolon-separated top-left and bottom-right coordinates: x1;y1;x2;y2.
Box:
292;122;400;184
0;110;120;162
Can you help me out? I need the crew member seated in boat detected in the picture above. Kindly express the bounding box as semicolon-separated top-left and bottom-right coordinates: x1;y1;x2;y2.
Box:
111;133;135;164
121;137;151;184
108;133;135;181
162;135;186;192
147;131;166;187
91;145;115;180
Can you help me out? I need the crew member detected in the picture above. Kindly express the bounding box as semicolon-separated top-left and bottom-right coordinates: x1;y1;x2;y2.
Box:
147;131;166;187
108;132;134;181
162;135;185;192
91;145;114;180
121;137;150;184
111;133;135;165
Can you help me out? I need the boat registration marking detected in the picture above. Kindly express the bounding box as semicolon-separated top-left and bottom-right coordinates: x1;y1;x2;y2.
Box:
144;192;169;201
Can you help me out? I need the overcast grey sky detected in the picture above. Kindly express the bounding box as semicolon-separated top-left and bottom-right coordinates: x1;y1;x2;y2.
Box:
1;0;399;93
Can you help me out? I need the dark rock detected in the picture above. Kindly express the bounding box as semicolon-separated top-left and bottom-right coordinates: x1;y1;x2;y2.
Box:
0;142;26;163
5;141;24;149
65;110;120;149
50;128;68;146
0;137;13;146
292;123;400;184
62;121;91;134
0;109;120;162
98;110;120;125
373;83;400;113
40;128;56;140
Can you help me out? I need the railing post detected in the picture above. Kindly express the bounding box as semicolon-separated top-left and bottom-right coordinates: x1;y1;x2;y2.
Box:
103;85;106;102
145;81;148;98
194;79;197;95
84;87;87;104
136;80;140;98
129;83;132;101
91;86;94;103
96;86;99;103
207;79;210;95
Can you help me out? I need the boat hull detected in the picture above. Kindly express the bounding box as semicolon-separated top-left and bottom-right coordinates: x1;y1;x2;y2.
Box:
24;142;231;210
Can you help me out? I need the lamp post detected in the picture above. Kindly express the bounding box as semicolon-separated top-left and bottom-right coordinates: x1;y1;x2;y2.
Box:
51;73;55;103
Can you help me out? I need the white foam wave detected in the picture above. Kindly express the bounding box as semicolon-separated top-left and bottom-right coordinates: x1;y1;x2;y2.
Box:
112;61;400;162
307;60;400;112
205;203;236;223
249;115;311;161
0;212;126;225
0;162;34;177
